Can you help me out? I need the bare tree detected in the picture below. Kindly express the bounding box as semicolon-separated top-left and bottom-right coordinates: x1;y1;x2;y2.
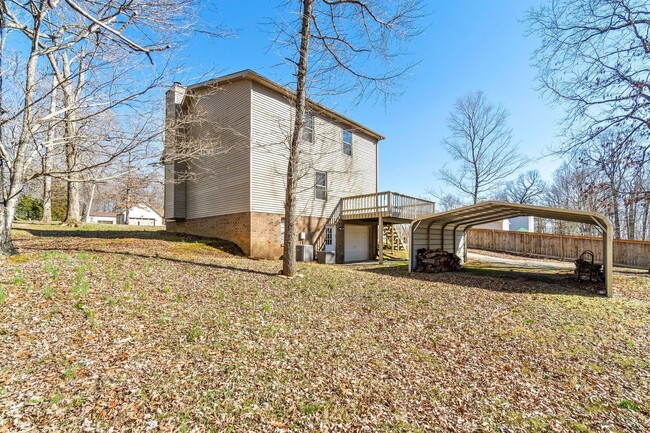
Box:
40;74;57;223
568;129;650;240
98;150;163;217
434;193;464;212
543;162;605;236
273;0;423;277
0;0;209;255
436;91;527;204
527;0;650;160
496;170;547;205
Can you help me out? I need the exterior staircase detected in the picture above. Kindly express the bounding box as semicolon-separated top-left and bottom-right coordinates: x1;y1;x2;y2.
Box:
383;224;409;252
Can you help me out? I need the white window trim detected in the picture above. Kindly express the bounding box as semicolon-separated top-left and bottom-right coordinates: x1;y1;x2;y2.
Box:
315;171;327;201
342;130;352;156
302;112;314;144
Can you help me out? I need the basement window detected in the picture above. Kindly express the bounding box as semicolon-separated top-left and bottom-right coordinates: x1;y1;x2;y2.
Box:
315;171;327;200
342;130;352;156
302;112;314;143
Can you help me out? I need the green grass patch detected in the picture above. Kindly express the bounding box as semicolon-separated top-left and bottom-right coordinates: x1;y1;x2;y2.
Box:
617;399;639;411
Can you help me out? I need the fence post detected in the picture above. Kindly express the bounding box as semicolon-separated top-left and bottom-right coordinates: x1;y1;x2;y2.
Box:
523;232;527;255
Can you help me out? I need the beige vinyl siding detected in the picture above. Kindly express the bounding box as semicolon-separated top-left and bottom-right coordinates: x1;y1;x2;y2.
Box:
250;82;377;218
183;80;252;218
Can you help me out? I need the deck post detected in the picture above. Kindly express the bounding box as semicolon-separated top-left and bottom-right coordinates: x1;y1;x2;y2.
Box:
379;215;384;264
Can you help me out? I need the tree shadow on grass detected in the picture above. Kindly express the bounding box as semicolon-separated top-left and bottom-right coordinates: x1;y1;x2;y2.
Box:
12;226;282;277
15;227;244;256
23;245;279;277
358;262;604;297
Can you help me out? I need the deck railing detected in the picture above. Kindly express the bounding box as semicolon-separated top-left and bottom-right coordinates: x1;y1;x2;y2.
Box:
340;191;435;221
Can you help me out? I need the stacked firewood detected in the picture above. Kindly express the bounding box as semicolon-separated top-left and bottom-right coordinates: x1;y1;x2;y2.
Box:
415;248;463;273
574;258;604;282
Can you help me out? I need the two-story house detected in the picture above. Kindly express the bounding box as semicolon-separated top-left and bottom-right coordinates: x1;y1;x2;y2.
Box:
164;70;434;262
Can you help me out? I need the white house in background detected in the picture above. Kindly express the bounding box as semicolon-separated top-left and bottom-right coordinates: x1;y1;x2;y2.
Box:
117;204;164;226
475;216;535;232
476;219;510;231
87;212;118;224
509;216;535;232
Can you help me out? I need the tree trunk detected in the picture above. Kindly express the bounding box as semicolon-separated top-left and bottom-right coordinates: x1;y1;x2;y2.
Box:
624;200;635;240
41;78;57;224
61;53;82;225
42;175;52;223
610;180;621;238
66;180;81;223
1;8;44;255
642;194;650;241
0;198;18;255
282;0;314;277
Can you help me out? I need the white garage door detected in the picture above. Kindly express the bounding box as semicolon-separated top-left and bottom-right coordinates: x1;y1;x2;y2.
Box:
344;225;370;262
129;218;155;226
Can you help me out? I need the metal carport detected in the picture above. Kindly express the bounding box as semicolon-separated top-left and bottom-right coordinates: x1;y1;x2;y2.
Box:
409;201;614;297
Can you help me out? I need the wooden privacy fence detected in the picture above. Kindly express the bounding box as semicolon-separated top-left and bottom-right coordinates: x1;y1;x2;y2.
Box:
468;228;650;269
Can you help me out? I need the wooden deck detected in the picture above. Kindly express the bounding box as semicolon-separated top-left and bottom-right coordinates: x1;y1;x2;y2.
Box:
340;191;435;222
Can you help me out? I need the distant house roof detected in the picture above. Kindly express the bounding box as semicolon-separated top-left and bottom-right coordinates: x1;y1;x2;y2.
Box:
181;69;385;142
118;203;163;218
89;212;117;217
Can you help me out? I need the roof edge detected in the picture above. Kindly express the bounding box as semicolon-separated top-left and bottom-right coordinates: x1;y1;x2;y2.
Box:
181;70;385;141
411;201;612;228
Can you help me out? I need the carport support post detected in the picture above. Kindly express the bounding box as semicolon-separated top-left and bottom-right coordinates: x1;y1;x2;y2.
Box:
378;215;384;264
604;225;613;297
463;228;469;263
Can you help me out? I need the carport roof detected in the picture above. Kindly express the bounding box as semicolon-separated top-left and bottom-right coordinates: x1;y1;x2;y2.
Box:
409;201;614;297
412;201;611;230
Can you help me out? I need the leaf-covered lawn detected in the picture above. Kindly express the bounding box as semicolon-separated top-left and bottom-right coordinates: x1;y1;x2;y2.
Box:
1;224;649;432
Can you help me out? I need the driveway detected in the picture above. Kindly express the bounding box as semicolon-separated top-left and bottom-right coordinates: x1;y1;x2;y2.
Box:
467;250;574;271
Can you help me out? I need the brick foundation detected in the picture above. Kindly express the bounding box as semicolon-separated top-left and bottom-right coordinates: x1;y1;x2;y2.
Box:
250;212;330;259
166;211;332;260
167;211;377;261
166;212;251;255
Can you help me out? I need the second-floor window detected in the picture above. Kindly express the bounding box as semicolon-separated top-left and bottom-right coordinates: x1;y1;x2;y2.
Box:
302;112;314;143
315;171;327;200
342;130;352;156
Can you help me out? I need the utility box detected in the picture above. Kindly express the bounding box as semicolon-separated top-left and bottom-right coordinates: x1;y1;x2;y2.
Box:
317;251;336;264
296;245;314;262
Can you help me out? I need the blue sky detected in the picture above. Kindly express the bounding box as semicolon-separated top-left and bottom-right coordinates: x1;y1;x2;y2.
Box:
181;0;564;199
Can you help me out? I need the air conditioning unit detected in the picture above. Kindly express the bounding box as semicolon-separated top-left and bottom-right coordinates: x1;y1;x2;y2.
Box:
317;251;336;264
296;245;314;262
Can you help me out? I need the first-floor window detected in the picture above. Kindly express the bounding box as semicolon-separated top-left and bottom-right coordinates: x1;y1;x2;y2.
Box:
315;171;327;200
